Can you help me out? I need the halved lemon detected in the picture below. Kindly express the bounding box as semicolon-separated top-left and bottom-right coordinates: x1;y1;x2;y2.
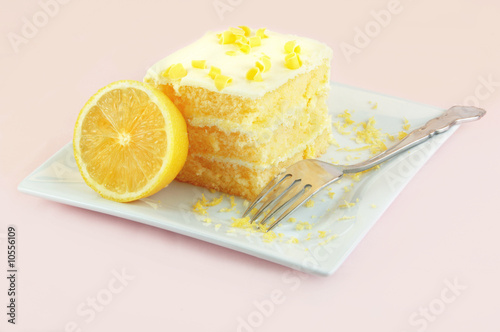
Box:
73;80;188;202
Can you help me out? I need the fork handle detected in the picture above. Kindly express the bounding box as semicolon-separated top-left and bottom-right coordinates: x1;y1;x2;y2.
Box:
341;106;486;174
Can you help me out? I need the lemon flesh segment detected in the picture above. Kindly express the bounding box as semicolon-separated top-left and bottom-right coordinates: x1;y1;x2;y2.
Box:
73;80;188;202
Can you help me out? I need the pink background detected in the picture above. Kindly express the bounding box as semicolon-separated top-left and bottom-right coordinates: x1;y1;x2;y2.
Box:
1;0;499;331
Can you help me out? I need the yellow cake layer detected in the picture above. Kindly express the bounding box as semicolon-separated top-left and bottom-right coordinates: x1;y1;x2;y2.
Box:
144;60;330;135
176;127;331;200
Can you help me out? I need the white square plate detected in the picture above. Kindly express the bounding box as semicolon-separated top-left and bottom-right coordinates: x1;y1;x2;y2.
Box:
18;83;456;276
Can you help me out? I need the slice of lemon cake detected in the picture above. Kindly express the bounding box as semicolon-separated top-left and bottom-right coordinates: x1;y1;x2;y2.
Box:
144;27;333;200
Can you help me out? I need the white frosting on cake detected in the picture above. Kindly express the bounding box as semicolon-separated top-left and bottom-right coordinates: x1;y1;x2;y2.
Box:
143;29;332;99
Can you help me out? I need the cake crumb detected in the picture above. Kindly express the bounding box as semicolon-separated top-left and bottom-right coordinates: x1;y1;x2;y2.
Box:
305;200;315;208
296;221;312;231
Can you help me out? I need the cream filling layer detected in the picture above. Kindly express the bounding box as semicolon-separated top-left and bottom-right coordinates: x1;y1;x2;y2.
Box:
187;100;308;139
186;86;329;142
189;122;332;170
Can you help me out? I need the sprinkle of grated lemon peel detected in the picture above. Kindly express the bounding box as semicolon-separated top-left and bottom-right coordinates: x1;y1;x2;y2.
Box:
337;216;355;221
219;195;236;212
262;231;277;243
319;235;337;245
403;118;411;131
305;199;315;208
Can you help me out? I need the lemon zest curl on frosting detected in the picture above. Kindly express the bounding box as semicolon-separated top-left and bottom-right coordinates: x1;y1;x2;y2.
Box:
214;74;232;91
191;60;206;69
246;67;263;82
238;43;251;54
235;35;249;45
218;26;268;54
283;40;303;70
219;30;236;44
238;26;251;37
256;28;268;39
249;36;262;47
247;55;271;82
161;63;187;79
256;55;271;72
284;40;301;54
208;66;221;79
229;27;246;36
284;52;302;70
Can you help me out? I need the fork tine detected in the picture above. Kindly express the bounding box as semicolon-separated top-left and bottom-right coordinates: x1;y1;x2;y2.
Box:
258;183;310;228
263;185;314;232
242;173;291;218
249;177;301;224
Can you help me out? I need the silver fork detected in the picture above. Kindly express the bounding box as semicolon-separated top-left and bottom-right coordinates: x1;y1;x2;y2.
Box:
242;106;486;232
